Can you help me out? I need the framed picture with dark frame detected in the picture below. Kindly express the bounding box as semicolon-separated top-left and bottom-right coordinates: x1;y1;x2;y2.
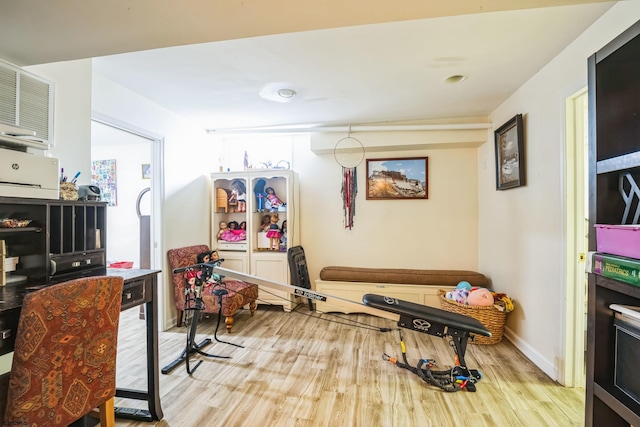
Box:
494;114;525;190
366;157;428;200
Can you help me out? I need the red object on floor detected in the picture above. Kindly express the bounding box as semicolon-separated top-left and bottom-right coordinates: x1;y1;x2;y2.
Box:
109;261;134;269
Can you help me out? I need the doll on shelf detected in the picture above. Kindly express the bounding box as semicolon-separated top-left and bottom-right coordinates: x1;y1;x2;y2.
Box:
217;221;228;240
279;220;287;250
254;179;267;212
231;179;247;212
266;212;281;250
228;191;237;210
227;221;246;241
259;214;271;232
264;187;285;212
218;220;246;242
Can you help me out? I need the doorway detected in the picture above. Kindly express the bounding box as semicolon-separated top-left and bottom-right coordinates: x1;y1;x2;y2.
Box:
91;121;151;266
90;115;165;319
563;88;588;387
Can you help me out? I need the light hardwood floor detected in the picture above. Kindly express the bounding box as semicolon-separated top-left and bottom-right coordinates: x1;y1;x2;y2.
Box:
114;304;585;427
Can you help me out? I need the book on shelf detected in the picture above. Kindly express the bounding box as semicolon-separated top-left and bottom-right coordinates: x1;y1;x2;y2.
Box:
588;251;640;287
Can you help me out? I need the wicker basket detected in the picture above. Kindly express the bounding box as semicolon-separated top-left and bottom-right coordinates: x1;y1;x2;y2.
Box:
438;290;508;345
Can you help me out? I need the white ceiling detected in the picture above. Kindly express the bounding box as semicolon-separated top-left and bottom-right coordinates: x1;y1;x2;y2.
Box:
0;1;615;131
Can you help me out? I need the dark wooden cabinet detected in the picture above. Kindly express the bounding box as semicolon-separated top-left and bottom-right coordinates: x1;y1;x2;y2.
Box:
586;19;640;427
0;197;163;421
0;197;107;284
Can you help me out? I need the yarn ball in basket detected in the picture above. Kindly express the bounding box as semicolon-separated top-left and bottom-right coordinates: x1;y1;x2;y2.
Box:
467;288;494;307
456;280;472;291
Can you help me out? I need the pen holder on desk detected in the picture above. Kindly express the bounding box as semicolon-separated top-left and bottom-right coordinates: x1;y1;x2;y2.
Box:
59;182;78;200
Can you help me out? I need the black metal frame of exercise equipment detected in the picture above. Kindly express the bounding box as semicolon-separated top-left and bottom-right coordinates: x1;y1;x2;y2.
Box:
161;260;243;375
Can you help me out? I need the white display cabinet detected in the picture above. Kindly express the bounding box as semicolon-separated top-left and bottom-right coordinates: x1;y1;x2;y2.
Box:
211;170;298;311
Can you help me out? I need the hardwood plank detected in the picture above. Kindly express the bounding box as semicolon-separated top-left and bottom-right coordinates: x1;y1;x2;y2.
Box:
114;305;584;427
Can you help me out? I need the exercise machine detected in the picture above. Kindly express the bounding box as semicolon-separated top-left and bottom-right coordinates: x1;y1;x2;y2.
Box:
162;259;243;375
212;265;491;391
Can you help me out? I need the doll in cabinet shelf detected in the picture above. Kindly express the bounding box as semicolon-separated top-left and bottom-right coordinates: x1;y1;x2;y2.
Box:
230;179;247;213
264;187;285;212
217;220;246;242
266;213;281;250
279;220;287;251
259;214;271;232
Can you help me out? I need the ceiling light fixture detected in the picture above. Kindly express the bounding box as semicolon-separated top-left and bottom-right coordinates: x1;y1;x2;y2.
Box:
277;88;297;99
259;83;299;103
445;74;467;83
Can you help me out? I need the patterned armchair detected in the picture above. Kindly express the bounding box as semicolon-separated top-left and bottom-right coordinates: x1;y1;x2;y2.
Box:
3;276;124;427
167;245;258;332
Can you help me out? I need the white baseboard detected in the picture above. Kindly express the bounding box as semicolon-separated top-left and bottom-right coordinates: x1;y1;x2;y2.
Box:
503;326;558;382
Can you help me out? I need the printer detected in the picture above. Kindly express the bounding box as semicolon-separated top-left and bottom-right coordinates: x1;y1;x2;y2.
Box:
0;148;59;199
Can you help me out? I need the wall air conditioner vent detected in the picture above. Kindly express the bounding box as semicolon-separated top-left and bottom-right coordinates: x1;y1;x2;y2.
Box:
0;65;17;125
0;59;54;150
19;74;51;141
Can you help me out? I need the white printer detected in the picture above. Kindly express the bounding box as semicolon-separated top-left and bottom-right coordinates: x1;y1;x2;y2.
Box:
0;148;59;199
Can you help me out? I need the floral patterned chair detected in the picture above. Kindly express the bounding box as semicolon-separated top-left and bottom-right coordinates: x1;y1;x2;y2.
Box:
3;276;124;427
167;244;258;332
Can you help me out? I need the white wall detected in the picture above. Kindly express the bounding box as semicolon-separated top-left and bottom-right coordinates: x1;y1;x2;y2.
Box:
26;59;93;186
297;131;480;283
478;2;640;380
91;72;216;329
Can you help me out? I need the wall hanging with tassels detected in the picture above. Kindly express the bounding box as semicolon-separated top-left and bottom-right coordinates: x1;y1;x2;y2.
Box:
334;129;364;230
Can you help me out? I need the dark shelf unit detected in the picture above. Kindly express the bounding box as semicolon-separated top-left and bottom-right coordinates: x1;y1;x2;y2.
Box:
0;199;48;282
586;19;640;427
48;201;105;255
0;197;106;284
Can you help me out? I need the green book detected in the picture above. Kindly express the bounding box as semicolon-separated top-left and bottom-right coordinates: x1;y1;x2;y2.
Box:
592;252;640;287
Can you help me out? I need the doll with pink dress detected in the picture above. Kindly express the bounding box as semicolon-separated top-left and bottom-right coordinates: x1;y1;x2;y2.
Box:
218;220;246;242
265;187;285;212
265;213;281;250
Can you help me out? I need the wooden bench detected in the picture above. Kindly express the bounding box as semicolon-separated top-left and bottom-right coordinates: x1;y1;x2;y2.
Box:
315;266;489;314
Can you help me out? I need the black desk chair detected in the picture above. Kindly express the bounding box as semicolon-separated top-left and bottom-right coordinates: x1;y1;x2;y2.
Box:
287;246;314;310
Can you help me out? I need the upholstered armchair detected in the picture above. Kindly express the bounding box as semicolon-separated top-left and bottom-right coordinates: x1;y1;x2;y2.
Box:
167;244;258;332
3;276;124;427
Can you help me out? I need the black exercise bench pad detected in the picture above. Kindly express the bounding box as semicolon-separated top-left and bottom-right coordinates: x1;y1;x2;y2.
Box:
362;293;491;337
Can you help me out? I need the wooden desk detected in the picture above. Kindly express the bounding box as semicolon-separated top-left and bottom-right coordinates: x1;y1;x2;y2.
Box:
0;268;164;423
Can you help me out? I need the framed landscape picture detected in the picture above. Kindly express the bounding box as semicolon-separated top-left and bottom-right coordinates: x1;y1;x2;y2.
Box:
366;157;428;200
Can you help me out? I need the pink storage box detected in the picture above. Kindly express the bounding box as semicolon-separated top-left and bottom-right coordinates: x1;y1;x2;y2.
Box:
595;224;640;260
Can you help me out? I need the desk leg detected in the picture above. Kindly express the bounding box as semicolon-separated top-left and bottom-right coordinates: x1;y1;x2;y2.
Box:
115;276;164;421
145;291;163;420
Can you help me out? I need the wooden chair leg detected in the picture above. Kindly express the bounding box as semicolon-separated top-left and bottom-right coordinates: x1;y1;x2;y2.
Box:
225;315;234;333
249;300;257;316
99;396;115;427
176;308;184;327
